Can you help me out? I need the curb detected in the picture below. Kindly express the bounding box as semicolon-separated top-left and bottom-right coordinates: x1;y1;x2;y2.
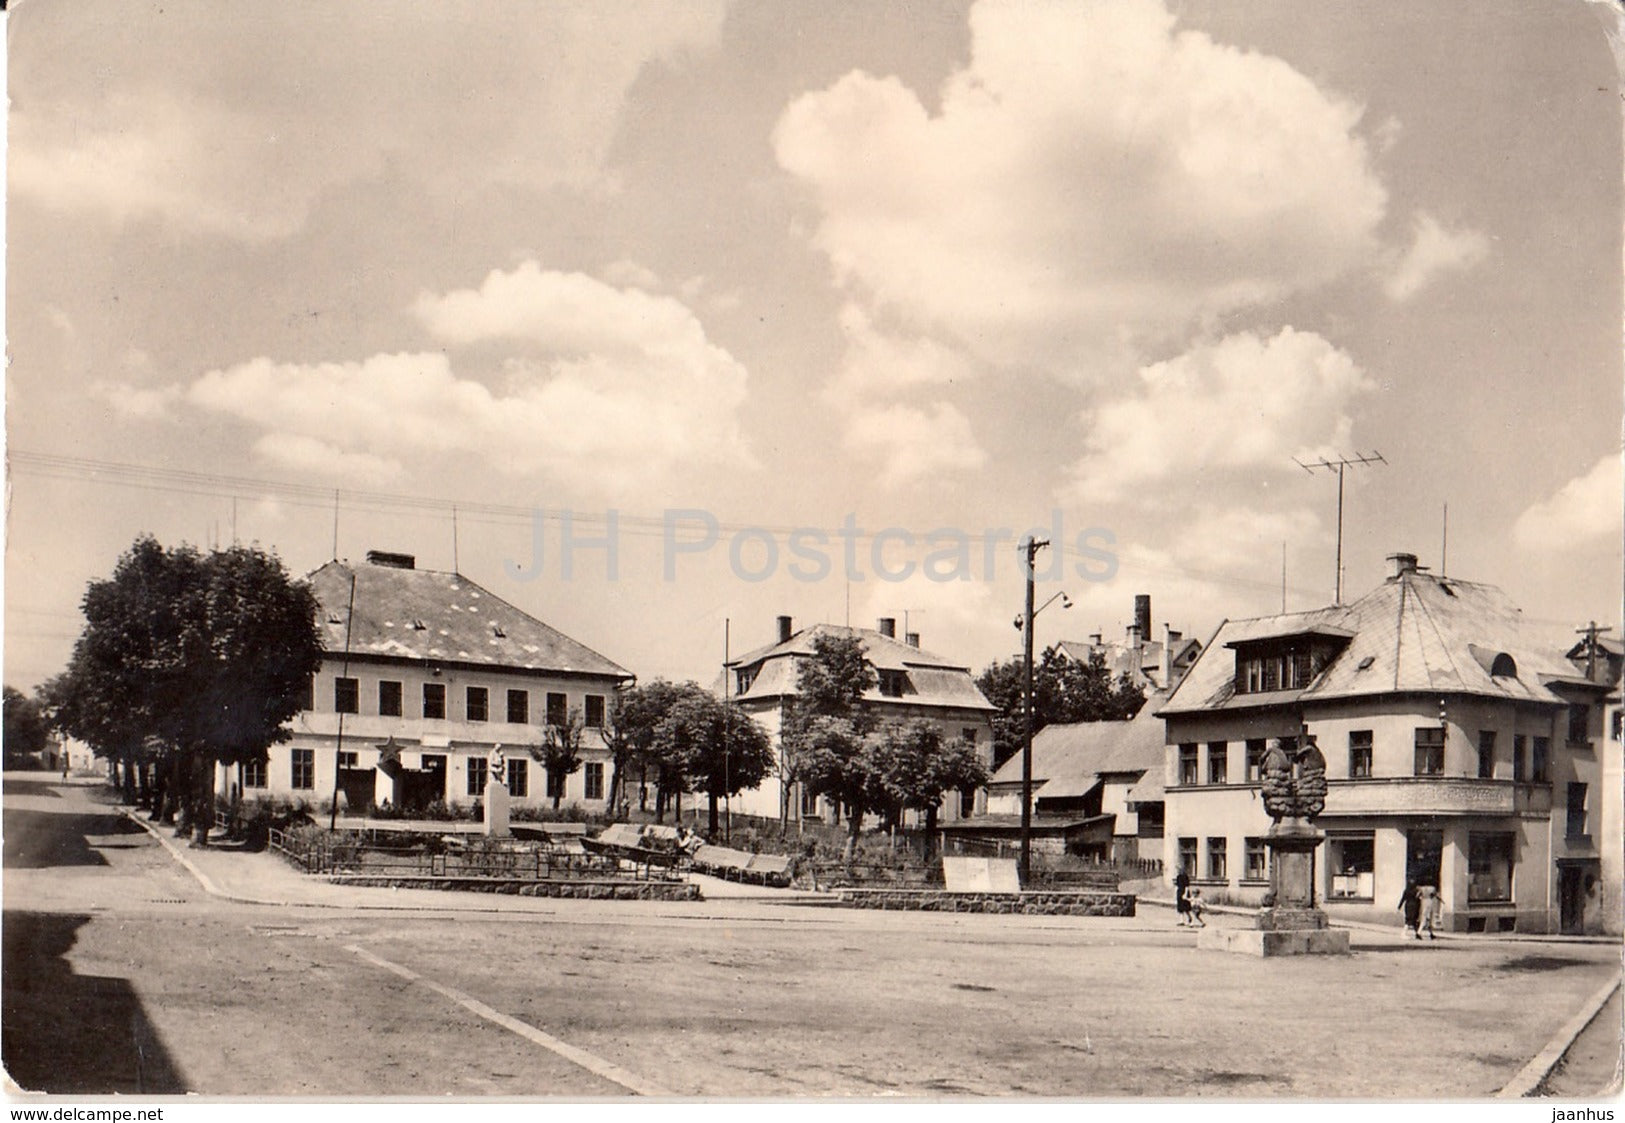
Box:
1496;971;1623;1098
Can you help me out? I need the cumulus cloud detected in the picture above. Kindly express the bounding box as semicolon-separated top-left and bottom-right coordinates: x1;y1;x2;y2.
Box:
92;379;184;420
252;434;402;484
1513;454;1623;550
1384;211;1491;301
774;0;1387;368
843;402;988;490
826;304;979;401
10;3;726;240
178;263;754;489
1065;328;1372;503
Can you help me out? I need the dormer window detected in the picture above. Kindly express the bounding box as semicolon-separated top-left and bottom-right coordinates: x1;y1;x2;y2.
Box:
877;669;908;697
1229;627;1351;695
736;668;757;694
492;623;507;638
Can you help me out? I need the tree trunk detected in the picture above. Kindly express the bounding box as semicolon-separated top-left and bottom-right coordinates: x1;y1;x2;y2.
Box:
844;804;863;864
606;761;623;819
654;786;666;824
120;745;138;804
191;753;213;846
708;792;719;836
924;804;939;859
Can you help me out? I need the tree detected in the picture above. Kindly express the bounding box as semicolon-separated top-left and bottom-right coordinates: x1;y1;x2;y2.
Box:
3;686;49;767
672;692;774;836
609;679;691;818
778;630;879;830
792;714;873;858
977;645;1145;769
871;720;988;839
539;709;586;810
47;536;323;844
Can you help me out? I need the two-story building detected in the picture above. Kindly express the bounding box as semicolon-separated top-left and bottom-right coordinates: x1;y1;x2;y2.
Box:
1158;552;1610;934
227;550;633;813
723;616;997;826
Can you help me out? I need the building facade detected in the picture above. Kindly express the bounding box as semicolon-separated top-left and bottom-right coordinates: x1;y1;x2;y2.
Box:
723;616;997;826
1158;552;1610;934
224;551;633;814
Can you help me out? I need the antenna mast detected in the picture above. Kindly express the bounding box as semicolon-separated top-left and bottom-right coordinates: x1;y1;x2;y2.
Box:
1294;451;1387;605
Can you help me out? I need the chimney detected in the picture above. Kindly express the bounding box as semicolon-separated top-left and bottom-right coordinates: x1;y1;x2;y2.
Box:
1088;632;1102;646
365;550;415;569
776;615;793;643
1134;595;1152;647
906;632;920;648
1161;623;1175;687
877;617;897;638
1387;552;1419;580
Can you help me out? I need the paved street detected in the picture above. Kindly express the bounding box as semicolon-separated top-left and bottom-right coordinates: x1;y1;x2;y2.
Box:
3;775;1620;1099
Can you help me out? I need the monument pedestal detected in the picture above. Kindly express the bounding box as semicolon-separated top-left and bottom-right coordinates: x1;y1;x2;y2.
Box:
483;780;511;838
1200;818;1349;957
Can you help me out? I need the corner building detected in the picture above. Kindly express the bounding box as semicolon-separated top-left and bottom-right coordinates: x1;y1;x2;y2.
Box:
1158;552;1610;934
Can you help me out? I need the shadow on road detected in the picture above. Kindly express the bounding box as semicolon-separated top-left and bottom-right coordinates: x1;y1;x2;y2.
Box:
3;911;187;1093
2;809;145;869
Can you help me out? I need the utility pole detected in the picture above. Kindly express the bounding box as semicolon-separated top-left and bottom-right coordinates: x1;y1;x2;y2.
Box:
723;617;731;844
328;571;357;832
1575;621;1614;681
1294;451;1387;604
1019;536;1049;887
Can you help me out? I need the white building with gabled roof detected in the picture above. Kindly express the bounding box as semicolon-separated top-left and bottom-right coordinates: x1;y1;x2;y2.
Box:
232;550;633;814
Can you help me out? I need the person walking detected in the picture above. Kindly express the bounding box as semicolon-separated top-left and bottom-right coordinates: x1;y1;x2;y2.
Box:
1174;867;1192;926
1187;887;1207;928
1398;881;1422;939
1418;884;1440;939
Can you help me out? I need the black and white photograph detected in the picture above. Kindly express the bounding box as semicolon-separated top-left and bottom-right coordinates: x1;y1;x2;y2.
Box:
3;0;1622;1106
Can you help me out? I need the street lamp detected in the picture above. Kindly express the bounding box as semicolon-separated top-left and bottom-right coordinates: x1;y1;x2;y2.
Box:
1013;539;1068;885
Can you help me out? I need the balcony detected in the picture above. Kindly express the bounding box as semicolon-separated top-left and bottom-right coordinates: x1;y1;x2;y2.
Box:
1324;777;1550;817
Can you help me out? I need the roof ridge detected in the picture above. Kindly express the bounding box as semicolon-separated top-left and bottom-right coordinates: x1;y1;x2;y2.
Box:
1406;575;1467;687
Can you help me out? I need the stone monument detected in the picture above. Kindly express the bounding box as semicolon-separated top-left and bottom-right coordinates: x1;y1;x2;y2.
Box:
483;744;511;839
1200;731;1349;956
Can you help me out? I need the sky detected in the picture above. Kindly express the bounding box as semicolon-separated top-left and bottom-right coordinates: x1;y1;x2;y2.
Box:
5;0;1623;694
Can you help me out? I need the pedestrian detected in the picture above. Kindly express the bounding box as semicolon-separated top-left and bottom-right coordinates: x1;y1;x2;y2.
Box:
1187;887;1207;928
1398;880;1422;939
1174;866;1192;926
1418;883;1440;940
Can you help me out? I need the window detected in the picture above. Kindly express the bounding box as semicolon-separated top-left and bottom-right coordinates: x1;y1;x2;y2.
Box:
507;689;529;724
1328;835;1375;900
337;750;358;769
334;677;359;714
1206;837;1227;881
423;683;446;720
1207;742;1228;785
1244;837;1267;881
584;762;604;801
1468;832;1515;902
1512;735;1527;782
1245;739;1266;782
508;759;529;798
585;694;606;728
546;692;568;727
1477;730;1496;779
877;669;907;697
547;764;568;801
1177;837;1197;878
242;759;267;789
379;680;402;717
1235;645;1316;695
291;748;315;790
1566;783;1589;839
298;677;315;712
1178;744;1198;786
959;786;974;818
1348;731;1373;779
1414;727;1445;776
736;668;757;694
1567;704;1591;746
466;686;489;723
801;785;820;816
1531;736;1550;783
467;757;488;797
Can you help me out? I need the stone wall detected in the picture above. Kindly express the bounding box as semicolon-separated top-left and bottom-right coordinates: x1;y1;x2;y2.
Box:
324;875;700;901
838;889;1135;916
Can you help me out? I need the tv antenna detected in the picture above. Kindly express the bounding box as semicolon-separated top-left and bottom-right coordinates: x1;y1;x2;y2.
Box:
1294;451;1387;605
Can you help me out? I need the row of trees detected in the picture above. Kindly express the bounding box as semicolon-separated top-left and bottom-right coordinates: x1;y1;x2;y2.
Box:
43;536;326;844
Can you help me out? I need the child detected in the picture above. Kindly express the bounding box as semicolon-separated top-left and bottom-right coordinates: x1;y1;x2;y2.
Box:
1187;887;1207;928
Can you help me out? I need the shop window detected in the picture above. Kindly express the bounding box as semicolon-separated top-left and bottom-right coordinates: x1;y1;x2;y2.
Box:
1328;835;1375;900
1468;832;1514;903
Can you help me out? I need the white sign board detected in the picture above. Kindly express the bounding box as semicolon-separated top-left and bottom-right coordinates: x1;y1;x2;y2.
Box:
942;856;1022;893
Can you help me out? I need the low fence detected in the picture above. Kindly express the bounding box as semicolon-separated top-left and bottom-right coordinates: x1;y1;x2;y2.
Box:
263;826;682;883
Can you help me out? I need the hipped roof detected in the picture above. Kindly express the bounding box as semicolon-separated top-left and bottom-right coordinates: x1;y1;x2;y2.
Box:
724;623;995;712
